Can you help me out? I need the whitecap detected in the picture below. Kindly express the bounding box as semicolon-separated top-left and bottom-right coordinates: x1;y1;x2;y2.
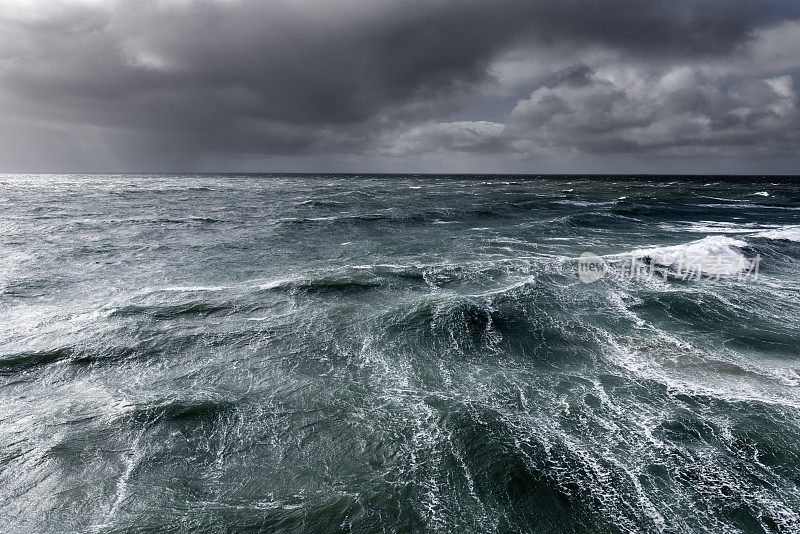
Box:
609;235;751;275
555;199;616;207
659;221;779;234
256;278;297;290
153;285;229;292
752;225;800;242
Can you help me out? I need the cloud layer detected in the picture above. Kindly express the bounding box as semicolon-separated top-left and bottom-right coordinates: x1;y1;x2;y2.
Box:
0;0;798;172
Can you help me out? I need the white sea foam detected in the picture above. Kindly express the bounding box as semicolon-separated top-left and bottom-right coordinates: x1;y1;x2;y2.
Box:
156;285;229;292
610;235;750;275
555;199;616;207
753;191;770;196
658;221;800;243
256;278;297;290
752;225;800;242
659;221;773;234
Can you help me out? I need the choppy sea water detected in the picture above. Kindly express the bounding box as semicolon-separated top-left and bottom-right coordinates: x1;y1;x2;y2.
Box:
1;174;799;533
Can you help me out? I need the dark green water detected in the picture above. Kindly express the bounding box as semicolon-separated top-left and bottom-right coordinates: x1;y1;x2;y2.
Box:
1;174;799;533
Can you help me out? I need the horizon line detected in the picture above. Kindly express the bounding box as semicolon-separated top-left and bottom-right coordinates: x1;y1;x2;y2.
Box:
2;171;799;178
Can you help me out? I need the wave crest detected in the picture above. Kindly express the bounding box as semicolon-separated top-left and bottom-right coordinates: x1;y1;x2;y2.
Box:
610;236;751;276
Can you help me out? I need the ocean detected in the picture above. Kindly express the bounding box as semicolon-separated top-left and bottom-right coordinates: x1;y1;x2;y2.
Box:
1;174;799;533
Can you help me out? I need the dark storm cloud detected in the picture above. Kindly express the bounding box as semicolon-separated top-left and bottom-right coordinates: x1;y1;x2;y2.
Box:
504;66;800;157
0;0;798;171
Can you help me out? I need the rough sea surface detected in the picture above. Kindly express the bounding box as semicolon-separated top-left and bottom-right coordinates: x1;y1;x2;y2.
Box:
1;174;799;533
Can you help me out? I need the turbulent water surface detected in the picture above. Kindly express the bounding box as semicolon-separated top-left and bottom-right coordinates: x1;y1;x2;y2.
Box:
1;174;799;533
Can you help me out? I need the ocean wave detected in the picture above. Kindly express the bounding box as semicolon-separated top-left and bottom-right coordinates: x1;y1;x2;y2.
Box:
657;221;800;246
752;225;800;242
0;329;261;374
256;275;383;294
253;260;543;295
609;235;751;275
107;300;238;319
555;199;618;207
658;221;779;234
149;285;231;292
372;280;597;366
127;398;238;425
566;211;641;228
277;213;391;224
297;199;344;207
0;347;76;374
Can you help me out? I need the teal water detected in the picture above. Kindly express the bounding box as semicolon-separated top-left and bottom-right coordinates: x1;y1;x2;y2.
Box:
1;174;799;533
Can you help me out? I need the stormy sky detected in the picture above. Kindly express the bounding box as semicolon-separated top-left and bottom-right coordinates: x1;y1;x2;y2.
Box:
1;0;799;173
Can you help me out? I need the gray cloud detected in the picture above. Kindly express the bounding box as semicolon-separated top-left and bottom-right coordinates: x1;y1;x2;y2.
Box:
0;0;798;172
505;66;800;156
